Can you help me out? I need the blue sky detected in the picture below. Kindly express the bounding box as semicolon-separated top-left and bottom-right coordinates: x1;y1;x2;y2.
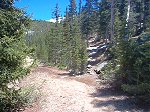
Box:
14;0;81;21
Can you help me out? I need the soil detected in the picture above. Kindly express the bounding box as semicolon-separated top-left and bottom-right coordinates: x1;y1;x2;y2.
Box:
20;66;146;112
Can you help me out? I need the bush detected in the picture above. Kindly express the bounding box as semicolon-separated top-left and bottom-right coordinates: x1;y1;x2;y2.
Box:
0;86;39;112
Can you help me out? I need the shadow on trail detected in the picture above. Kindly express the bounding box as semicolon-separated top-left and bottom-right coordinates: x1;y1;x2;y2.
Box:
90;85;149;111
91;86;125;97
58;72;97;86
58;72;71;76
91;98;136;112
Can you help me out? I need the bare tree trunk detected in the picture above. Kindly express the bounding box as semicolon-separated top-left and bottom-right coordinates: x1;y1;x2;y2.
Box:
105;26;109;44
125;0;131;40
110;0;115;43
126;0;131;23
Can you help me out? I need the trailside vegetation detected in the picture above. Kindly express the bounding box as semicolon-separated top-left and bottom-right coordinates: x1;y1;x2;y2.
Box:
95;0;150;102
0;0;32;111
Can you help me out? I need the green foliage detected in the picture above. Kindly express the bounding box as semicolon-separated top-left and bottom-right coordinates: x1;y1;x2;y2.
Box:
81;0;98;38
0;4;31;112
97;0;111;41
28;20;87;74
0;88;25;112
68;16;88;74
102;34;150;96
122;83;150;95
96;0;150;101
117;37;150;85
0;89;23;112
26;3;88;75
0;86;39;112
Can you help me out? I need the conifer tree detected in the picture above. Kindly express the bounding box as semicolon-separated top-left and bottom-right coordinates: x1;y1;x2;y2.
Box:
81;0;94;38
98;0;111;42
68;0;77;31
52;3;60;27
65;0;87;74
0;0;31;111
62;7;72;68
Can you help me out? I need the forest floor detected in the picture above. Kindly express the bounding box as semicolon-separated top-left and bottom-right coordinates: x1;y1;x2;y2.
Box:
20;66;146;112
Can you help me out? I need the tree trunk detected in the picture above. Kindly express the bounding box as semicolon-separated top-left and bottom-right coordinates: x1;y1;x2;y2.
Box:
125;0;131;40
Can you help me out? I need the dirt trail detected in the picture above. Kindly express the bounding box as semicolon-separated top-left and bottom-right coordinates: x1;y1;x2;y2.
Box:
20;67;142;112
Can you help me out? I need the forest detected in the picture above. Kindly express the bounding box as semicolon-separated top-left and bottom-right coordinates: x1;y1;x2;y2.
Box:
0;0;150;111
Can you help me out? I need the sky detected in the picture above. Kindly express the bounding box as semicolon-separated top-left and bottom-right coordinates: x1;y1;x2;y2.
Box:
14;0;81;21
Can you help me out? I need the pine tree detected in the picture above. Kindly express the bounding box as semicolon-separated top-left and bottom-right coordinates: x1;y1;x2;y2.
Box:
70;16;87;74
52;3;60;27
81;0;94;38
62;7;72;68
63;0;88;74
68;0;77;31
98;0;111;42
0;0;31;111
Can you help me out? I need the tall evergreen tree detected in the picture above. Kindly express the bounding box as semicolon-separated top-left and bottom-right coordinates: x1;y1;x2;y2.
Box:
98;0;111;42
81;0;94;38
62;8;71;67
63;0;88;74
0;0;31;111
68;0;77;31
52;3;60;27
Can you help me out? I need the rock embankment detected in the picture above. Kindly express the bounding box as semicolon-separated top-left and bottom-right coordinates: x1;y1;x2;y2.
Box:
87;36;108;75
